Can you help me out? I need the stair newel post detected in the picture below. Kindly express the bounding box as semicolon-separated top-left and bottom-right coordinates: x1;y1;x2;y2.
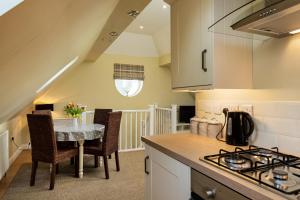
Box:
171;104;177;133
149;105;155;136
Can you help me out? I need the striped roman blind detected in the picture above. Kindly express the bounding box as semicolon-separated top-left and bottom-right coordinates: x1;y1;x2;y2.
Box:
113;63;144;80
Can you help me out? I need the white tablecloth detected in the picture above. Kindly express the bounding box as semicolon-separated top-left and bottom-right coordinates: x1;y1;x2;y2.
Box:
54;123;105;142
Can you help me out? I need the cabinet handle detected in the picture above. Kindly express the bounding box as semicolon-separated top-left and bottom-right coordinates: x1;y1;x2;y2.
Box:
144;156;149;175
202;49;207;72
205;188;216;199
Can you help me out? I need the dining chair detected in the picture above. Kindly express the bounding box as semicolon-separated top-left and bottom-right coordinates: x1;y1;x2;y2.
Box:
32;110;52;115
32;110;76;171
84;111;122;179
85;108;112;167
27;114;79;190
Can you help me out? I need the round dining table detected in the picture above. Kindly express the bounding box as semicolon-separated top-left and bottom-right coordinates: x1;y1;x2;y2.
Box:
54;121;105;178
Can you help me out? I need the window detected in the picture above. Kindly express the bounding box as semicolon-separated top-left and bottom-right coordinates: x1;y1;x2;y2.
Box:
113;63;144;97
0;0;24;16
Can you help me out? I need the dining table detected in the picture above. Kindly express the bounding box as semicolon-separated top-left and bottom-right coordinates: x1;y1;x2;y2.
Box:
53;119;105;178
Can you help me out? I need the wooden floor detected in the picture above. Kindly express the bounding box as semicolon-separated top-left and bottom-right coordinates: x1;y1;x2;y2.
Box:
0;150;31;199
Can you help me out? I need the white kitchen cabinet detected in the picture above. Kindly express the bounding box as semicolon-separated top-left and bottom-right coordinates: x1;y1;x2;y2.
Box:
169;0;253;90
170;0;212;89
144;144;191;200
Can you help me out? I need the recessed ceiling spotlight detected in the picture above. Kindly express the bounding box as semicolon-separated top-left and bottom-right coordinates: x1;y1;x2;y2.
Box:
162;4;168;9
127;10;140;18
289;28;300;35
139;25;144;30
109;31;119;37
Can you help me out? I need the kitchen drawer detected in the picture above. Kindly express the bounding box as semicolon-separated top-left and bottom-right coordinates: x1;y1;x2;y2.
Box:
191;169;249;200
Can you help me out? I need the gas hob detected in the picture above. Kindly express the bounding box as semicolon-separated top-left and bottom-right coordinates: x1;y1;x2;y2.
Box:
204;145;300;199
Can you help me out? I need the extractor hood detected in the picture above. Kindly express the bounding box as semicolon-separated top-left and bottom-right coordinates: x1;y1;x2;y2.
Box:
231;0;300;38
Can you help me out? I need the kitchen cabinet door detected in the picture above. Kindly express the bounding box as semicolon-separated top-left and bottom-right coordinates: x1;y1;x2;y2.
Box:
212;0;253;89
144;145;151;200
170;0;212;89
144;144;190;200
169;0;253;90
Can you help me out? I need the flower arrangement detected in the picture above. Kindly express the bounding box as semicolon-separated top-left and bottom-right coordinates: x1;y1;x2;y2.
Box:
64;102;85;118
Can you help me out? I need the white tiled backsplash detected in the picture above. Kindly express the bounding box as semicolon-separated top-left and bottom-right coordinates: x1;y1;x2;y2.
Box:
197;100;300;155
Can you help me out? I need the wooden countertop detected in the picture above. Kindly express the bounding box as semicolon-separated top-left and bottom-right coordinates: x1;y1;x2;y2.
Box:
142;133;287;200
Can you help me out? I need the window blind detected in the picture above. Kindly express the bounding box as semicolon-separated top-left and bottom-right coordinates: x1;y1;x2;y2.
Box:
113;63;144;80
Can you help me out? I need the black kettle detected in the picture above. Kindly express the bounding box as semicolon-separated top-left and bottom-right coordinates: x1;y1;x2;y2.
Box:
225;111;254;146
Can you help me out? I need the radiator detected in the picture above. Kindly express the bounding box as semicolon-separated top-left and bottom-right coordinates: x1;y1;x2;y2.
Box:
0;130;9;180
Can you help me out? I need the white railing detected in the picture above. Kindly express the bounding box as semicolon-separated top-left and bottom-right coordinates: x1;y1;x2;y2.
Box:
115;109;150;151
81;104;178;151
150;105;177;135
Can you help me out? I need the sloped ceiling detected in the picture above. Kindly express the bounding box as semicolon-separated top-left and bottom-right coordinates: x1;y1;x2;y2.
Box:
0;0;131;123
85;0;151;61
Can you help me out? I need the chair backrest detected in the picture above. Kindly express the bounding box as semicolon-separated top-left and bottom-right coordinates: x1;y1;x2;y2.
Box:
93;109;112;126
102;112;122;155
27;114;57;162
32;110;52;116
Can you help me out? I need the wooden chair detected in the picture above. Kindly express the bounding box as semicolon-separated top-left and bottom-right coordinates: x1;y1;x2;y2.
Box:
84;111;122;179
85;109;112;167
27;114;79;190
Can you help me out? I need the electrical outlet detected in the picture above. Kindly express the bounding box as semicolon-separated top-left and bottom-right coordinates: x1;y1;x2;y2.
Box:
223;104;239;112
212;105;222;114
239;104;253;115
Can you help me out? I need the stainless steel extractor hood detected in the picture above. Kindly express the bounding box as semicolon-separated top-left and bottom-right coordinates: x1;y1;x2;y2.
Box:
231;0;300;38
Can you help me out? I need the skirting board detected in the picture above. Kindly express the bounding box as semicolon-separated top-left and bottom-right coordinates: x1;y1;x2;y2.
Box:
9;144;30;166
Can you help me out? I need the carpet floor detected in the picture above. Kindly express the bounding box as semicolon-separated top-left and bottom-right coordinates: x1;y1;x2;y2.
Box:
2;151;144;200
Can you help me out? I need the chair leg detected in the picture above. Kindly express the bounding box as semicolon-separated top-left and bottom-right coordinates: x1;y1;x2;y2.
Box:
103;156;109;179
108;155;112;159
115;151;120;171
30;161;38;186
75;156;79;178
94;156;99;168
70;157;75;165
56;164;59;174
50;163;56;190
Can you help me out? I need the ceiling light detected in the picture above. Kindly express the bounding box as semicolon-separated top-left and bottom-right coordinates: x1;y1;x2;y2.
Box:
36;56;79;93
127;10;140;18
109;31;119;37
0;0;24;16
289;28;300;35
162;4;168;9
139;25;144;30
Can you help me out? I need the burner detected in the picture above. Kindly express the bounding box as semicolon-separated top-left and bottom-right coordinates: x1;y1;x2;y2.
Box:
264;170;297;191
222;154;251;171
224;154;246;164
253;149;273;157
273;169;288;181
273;179;297;191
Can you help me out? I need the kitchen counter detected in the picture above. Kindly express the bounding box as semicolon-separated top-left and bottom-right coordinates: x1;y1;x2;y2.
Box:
142;133;287;200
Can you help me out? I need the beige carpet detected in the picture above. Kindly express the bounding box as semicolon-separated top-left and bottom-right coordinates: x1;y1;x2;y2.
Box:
2;151;145;200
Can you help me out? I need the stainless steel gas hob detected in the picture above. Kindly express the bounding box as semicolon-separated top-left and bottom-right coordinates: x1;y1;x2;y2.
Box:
204;145;300;200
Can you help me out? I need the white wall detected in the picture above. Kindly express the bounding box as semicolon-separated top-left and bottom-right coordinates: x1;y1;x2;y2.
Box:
196;98;300;155
105;32;159;57
153;25;170;55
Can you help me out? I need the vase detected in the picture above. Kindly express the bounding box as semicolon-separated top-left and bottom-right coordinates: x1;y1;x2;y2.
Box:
73;118;79;129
